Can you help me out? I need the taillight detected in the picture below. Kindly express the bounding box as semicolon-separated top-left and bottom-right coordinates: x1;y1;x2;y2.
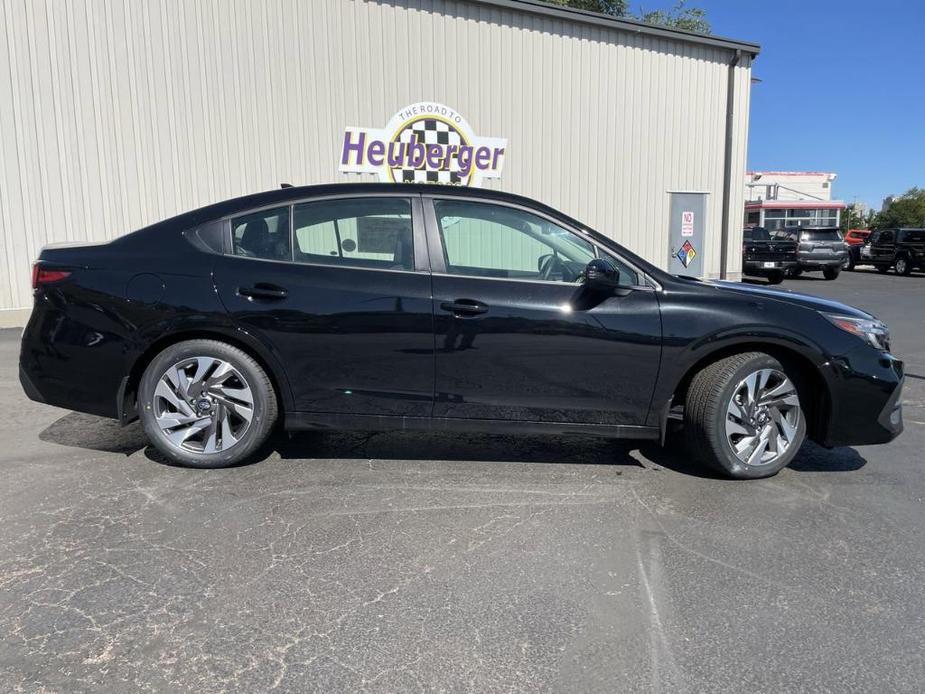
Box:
31;264;71;289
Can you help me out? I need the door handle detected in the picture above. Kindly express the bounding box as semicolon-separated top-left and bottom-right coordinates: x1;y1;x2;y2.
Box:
440;299;488;317
238;283;288;301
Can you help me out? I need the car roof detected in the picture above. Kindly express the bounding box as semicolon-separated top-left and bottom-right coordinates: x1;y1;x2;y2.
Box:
129;183;589;237
120;182;669;282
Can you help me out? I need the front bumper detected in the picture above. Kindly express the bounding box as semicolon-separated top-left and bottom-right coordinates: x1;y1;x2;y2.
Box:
818;346;904;447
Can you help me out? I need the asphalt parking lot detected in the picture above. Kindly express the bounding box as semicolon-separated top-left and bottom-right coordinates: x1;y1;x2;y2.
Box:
1;268;923;693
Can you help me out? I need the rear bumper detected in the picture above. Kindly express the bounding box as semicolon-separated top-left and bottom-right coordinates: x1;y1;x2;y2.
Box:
818;346;904;447
19;302;124;419
796;252;847;270
743;260;798;275
19;363;45;405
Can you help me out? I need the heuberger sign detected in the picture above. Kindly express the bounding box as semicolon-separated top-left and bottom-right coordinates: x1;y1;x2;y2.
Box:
339;102;506;187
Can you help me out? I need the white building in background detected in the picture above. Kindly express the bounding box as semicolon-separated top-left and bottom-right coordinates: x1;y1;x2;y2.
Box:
744;171;846;230
0;0;758;326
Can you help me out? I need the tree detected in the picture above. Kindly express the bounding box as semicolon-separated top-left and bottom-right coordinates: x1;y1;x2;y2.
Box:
545;0;711;34
544;0;628;14
841;205;867;233
874;188;925;229
636;2;711;33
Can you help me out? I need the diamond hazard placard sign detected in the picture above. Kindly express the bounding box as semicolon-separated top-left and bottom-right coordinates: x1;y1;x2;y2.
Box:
677;240;697;268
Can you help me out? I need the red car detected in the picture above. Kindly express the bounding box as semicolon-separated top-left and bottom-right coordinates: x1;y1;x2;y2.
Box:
844;229;871;245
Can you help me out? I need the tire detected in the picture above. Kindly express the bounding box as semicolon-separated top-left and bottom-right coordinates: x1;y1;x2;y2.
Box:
139;339;278;468
876;265;890;274
684;352;807;479
895;255;912;276
845;256;855;271
766;271;784;285
788;267;803;278
822;267;840;281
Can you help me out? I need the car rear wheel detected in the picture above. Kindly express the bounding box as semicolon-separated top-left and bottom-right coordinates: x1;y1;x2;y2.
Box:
895;255;912;276
822;267;840;280
139;339;278;468
684;352;806;479
766;271;784;285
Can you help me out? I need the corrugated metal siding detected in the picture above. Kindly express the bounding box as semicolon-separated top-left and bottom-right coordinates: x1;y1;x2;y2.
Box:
0;0;752;314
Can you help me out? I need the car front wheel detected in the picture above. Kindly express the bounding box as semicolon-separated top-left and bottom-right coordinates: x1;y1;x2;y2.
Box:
139;339;278;468
684;352;806;479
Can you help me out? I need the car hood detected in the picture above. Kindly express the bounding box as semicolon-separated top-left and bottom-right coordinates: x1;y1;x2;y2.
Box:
706;280;874;320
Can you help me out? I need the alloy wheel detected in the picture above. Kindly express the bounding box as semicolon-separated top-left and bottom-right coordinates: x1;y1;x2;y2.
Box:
152;356;254;453
724;368;801;466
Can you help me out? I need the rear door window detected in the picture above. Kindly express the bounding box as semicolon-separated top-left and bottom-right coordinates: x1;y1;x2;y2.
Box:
292;198;414;271
231;207;291;261
901;230;925;243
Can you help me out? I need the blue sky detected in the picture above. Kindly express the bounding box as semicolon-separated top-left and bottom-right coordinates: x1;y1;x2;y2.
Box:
658;0;925;210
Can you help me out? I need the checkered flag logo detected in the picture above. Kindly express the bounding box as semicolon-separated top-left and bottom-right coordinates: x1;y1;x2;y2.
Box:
339;102;507;187
391;118;465;184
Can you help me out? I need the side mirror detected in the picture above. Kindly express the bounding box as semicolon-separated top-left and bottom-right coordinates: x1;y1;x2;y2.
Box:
583;258;622;291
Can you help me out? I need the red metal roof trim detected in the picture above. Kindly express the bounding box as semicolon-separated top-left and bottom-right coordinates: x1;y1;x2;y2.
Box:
745;200;847;209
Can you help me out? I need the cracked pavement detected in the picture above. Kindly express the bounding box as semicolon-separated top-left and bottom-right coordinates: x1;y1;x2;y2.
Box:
1;270;924;692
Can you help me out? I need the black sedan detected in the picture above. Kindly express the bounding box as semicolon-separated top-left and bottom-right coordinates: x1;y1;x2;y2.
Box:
20;184;904;479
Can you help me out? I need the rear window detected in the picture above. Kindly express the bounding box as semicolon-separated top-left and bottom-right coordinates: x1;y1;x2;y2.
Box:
745;228;772;241
801;229;842;242
900;230;925;243
874;230;894;244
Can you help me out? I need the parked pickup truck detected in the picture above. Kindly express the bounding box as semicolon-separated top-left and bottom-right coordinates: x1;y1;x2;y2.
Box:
860;228;925;276
742;227;798;284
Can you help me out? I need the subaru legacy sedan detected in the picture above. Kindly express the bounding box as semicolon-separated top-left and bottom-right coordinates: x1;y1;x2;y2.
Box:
20;184;903;479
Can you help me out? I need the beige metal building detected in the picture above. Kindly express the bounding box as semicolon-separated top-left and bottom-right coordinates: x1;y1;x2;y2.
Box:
0;0;758;326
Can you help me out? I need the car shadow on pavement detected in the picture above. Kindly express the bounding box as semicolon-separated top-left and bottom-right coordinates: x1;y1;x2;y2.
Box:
39;411;148;455
39;411;868;477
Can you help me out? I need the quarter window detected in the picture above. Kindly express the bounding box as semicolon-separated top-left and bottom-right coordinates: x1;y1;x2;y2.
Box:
434;200;600;284
231;207;291;261
292;198;414;271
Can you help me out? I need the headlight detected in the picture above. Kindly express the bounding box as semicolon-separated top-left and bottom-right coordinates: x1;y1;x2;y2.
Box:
824;313;891;351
